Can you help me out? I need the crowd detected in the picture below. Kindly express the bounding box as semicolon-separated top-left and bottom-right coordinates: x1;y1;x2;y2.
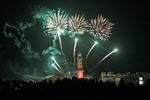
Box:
0;77;150;98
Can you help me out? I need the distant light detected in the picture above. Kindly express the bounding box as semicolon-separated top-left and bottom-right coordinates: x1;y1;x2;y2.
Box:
139;77;144;85
139;77;143;80
114;49;118;52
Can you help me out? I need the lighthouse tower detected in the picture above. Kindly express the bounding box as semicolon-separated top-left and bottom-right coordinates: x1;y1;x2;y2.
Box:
77;53;84;79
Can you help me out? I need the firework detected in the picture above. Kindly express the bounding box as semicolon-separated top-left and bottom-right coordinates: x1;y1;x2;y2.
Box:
84;41;98;65
52;64;62;73
94;49;117;69
3;7;118;80
68;13;88;38
89;15;114;41
32;5;53;27
46;9;68;35
46;9;68;56
51;57;64;73
32;6;48;19
73;38;78;68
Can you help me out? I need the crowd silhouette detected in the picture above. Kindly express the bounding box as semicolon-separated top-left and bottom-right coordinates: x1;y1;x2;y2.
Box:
0;77;150;99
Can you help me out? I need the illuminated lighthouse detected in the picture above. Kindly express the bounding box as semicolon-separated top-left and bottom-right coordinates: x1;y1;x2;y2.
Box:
77;53;84;79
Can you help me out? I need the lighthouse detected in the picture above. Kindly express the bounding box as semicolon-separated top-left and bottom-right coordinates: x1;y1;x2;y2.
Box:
77;53;84;79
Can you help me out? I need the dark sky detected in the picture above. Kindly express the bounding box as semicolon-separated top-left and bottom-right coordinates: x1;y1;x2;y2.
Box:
0;0;150;79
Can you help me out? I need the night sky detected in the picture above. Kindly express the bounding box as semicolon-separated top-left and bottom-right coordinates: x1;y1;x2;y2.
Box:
0;0;150;79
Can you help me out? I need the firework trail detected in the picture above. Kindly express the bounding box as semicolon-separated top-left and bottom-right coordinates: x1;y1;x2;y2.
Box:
68;13;88;38
46;9;68;55
57;28;65;56
89;15;114;41
84;41;98;65
94;49;117;68
51;57;64;73
52;64;62;73
73;38;78;67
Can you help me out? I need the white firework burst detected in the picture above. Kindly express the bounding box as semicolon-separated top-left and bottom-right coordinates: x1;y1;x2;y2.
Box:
89;15;114;41
46;9;69;36
68;13;88;38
